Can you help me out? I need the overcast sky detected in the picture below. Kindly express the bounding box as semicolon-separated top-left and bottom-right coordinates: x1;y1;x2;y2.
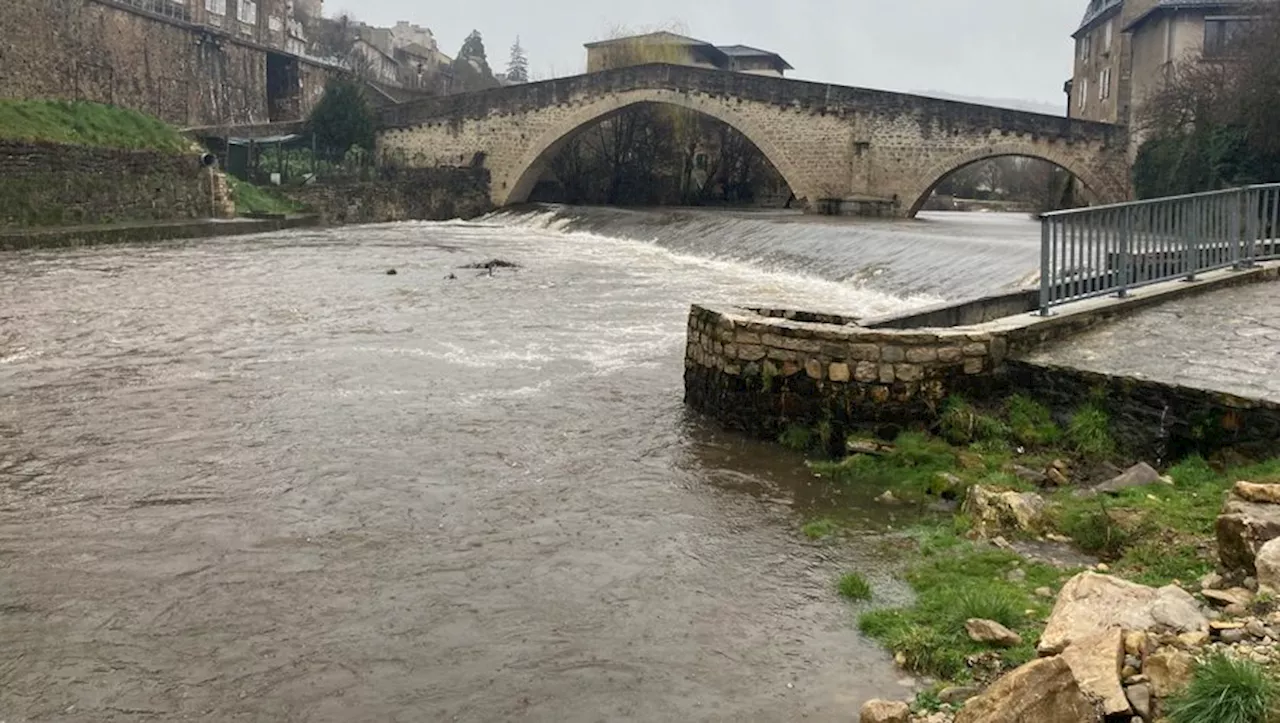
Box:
342;0;1084;108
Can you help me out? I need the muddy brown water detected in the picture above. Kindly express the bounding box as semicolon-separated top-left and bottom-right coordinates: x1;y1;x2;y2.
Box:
0;211;1040;722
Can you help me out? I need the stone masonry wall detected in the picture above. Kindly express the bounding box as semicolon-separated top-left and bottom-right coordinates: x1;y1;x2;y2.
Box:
684;303;1007;440
379;64;1131;215
0;141;216;227
0;0;333;127
283;167;493;225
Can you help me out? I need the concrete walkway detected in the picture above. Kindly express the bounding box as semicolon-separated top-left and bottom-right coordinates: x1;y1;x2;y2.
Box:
0;215;318;251
1024;281;1280;403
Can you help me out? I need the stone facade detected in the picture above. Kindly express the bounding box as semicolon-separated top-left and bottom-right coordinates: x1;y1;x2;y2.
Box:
0;141;219;227
0;0;335;127
282;167;493;224
683;303;1008;440
377;64;1131;216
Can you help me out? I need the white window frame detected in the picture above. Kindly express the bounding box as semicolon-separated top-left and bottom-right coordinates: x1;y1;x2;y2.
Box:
1099;67;1112;100
205;0;225;15
238;0;257;24
1104;20;1114;53
1079;77;1089;110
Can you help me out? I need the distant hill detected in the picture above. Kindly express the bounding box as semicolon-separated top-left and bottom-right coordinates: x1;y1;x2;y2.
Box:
911;91;1065;117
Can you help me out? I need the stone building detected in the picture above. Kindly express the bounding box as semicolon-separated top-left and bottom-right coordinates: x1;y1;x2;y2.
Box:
585;32;791;77
1068;0;1276;128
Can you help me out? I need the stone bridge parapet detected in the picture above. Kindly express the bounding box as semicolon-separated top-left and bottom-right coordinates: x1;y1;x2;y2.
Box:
378;64;1131;216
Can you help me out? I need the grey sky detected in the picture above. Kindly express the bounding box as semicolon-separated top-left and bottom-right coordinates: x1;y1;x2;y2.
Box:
346;0;1083;107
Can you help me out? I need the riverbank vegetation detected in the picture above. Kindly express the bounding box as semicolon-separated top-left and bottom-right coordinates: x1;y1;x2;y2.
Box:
0;99;190;153
789;393;1280;699
226;177;304;217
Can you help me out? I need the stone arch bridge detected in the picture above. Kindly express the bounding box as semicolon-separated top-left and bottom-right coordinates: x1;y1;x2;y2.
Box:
377;64;1131;217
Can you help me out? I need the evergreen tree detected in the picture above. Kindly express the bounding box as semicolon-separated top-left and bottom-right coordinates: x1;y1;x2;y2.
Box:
308;77;375;160
452;30;500;92
506;37;529;84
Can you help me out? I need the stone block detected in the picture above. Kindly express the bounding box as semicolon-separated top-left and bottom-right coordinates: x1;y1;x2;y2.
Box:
855;361;879;383
880;346;905;363
938;347;964;363
849;343;881;361
879;364;896;384
905;347;938;364
964;357;985;375
736;330;762;346
964;342;988;357
805;358;824;380
895;364;924;382
829;362;851;383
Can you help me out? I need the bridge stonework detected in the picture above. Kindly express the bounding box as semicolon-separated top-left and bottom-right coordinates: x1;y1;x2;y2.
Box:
378;65;1131;216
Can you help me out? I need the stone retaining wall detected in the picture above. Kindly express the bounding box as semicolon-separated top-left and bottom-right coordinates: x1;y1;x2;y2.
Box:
684;303;1008;440
283;167;493;225
0;141;217;227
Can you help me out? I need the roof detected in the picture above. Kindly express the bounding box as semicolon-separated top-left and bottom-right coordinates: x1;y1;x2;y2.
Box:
715;44;794;71
1123;0;1271;31
1075;0;1123;37
584;31;714;49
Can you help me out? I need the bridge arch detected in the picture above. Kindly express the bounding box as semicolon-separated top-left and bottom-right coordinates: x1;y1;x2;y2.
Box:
496;88;815;208
903;142;1128;218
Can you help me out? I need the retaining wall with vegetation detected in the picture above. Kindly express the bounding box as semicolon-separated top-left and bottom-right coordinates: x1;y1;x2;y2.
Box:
283;167;493;224
0;140;217;227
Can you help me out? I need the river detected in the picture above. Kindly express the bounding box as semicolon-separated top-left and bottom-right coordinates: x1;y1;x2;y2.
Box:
0;209;1041;722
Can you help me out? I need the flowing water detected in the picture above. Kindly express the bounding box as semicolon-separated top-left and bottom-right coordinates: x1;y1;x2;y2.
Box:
0;209;1040;722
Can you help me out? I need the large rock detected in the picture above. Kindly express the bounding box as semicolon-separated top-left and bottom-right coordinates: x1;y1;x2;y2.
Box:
964;486;1046;538
1144;649;1195;699
1039;573;1208;655
1217;492;1280;574
1096;463;1167;494
966;619;1022;647
955;657;1102;723
1234;481;1280;504
1060;628;1129;717
859;699;910;723
1257;537;1280;593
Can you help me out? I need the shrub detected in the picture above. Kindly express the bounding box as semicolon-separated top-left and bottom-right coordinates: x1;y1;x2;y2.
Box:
309;77;375;160
837;572;873;601
1166;653;1279;723
779;424;815;452
948;587;1023;629
1052;499;1151;560
939;397;1009;446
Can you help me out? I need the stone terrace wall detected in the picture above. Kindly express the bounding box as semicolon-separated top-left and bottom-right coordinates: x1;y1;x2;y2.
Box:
0;141;217;227
684;303;1008;441
283;167;493;225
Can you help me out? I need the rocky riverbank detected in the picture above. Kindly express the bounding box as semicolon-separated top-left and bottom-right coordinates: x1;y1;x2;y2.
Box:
782;394;1280;722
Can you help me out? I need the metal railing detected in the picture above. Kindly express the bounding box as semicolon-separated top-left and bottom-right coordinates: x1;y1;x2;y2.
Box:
1039;184;1280;315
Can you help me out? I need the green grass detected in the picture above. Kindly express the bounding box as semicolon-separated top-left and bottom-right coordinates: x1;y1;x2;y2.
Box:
1006;395;1062;447
939;396;1010;446
779;424;815;452
0;99;190;152
858;531;1073;681
1166;653;1280;723
1067;404;1117;460
801;518;839;540
227;177;304;217
837;572;873;601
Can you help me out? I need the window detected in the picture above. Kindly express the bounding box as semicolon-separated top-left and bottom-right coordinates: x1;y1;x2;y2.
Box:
237;0;256;24
1079;77;1089;110
1080;34;1092;61
205;0;225;14
1099;67;1112;100
1104;20;1114;53
1204;16;1253;58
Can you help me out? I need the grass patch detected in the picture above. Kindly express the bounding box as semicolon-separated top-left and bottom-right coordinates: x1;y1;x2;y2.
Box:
0;99;190;152
837;572;873;601
858;532;1072;681
1006;395;1062;447
227;177;303;216
939;396;1010;446
801;518;838;540
1067;404;1116;460
779;424;815;452
1166;653;1280;723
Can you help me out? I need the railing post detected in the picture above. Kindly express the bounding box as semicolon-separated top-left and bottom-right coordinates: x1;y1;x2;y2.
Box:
1185;197;1199;282
1039;216;1049;314
1241;188;1258;268
1118;207;1132;298
1231;189;1244;269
